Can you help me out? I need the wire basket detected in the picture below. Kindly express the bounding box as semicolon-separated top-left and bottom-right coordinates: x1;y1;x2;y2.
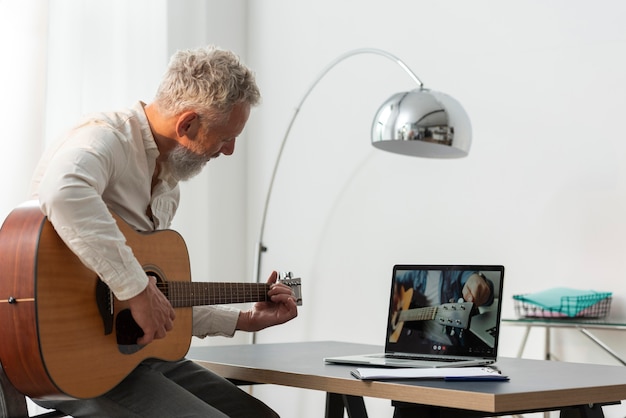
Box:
513;293;612;318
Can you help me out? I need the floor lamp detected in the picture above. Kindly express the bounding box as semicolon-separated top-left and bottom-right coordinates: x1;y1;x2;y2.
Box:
253;47;472;287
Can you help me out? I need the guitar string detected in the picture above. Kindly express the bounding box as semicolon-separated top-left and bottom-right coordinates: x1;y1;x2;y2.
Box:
157;282;273;307
399;306;437;321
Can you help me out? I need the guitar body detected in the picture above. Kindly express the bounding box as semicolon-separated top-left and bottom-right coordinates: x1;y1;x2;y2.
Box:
389;287;413;343
0;203;192;399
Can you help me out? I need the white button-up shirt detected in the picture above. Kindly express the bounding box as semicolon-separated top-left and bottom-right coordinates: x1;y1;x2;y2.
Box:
31;102;239;338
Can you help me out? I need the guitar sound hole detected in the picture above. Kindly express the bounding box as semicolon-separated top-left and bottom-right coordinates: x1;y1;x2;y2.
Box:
115;309;145;354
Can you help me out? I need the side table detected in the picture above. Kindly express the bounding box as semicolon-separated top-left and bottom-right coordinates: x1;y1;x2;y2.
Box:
502;317;626;365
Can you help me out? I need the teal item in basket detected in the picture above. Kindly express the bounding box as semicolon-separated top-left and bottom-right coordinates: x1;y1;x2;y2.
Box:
513;287;612;317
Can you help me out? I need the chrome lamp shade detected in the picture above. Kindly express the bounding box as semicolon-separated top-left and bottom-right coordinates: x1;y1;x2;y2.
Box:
372;87;471;158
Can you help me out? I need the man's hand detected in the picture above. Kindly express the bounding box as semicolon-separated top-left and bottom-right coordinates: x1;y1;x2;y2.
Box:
237;271;299;332
462;273;492;306
127;275;176;345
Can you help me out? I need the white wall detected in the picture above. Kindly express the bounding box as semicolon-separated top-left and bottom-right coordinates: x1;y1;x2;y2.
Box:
244;1;626;417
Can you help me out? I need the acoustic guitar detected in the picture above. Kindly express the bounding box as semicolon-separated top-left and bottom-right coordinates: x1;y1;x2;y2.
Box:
389;287;472;343
0;202;302;399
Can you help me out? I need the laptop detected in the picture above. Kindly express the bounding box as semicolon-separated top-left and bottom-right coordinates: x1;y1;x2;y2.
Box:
324;264;505;368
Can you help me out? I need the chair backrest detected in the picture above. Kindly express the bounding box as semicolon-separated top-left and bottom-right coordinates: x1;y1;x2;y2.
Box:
0;361;29;418
0;362;65;418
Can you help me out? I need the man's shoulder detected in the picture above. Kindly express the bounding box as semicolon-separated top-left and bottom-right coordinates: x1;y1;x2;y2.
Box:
78;103;146;134
68;102;152;149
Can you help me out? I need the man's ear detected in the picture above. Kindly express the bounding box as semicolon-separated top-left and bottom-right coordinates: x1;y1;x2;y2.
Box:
176;111;200;139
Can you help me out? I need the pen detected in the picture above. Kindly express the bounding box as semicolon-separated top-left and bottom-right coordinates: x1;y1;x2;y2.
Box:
444;375;509;382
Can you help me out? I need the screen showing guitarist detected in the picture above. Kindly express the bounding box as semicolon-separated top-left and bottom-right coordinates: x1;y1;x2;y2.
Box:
27;46;298;418
389;269;494;355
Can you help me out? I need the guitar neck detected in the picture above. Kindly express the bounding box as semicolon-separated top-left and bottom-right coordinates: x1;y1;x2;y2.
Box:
162;282;272;308
398;306;437;322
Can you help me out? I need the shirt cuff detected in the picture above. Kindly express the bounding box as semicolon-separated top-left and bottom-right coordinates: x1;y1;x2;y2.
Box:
192;306;240;338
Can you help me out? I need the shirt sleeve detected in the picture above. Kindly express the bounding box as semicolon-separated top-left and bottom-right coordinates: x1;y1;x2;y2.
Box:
192;306;240;338
34;125;149;300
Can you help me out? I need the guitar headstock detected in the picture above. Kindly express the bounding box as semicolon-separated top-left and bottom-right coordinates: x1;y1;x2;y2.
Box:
435;301;473;328
278;271;303;306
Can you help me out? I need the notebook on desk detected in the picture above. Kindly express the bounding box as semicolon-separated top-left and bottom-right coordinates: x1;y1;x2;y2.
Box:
324;264;505;368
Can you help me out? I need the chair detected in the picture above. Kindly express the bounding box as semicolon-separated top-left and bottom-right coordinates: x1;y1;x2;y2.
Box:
1;360;247;418
0;362;66;418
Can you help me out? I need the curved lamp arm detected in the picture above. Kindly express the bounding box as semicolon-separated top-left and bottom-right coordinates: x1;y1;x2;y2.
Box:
253;48;425;284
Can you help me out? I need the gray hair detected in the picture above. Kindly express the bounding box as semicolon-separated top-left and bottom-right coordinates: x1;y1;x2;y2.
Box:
154;45;261;122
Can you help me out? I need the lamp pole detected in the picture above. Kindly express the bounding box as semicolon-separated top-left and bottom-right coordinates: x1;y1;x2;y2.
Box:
253;48;425;285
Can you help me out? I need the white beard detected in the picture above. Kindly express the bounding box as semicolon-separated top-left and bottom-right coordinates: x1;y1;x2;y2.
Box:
167;144;208;181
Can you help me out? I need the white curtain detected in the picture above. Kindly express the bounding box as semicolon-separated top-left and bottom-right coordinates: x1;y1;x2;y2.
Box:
0;0;49;222
44;0;167;145
0;0;167;223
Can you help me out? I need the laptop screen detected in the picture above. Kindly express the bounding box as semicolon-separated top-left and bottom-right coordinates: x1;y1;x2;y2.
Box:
385;264;505;359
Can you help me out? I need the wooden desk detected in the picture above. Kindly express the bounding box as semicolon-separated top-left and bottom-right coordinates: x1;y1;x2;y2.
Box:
187;341;626;418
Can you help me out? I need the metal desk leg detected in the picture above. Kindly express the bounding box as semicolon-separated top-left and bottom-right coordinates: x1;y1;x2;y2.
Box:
343;395;368;418
325;393;368;418
392;403;450;417
325;393;344;418
560;403;605;418
517;325;531;357
545;326;551;360
578;328;626;366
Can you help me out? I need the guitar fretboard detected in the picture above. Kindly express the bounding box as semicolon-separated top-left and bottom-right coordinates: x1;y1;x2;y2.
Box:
160;282;272;308
398;306;437;322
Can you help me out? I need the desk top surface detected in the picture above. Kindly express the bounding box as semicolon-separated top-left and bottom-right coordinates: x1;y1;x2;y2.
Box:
187;340;626;414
